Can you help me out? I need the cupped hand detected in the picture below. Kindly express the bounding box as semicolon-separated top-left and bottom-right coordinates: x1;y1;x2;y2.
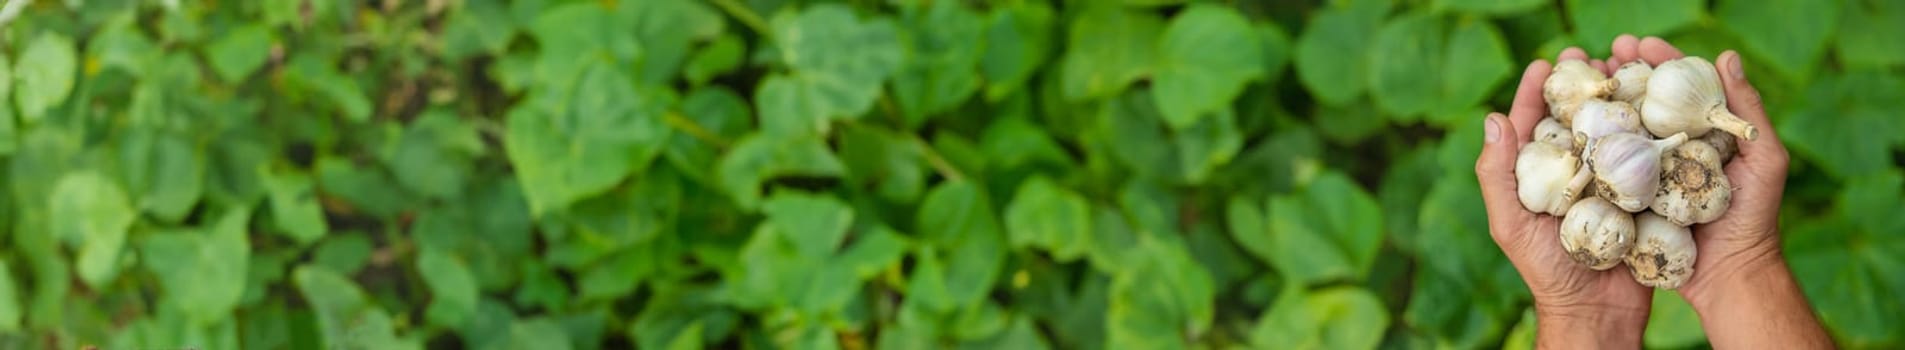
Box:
1474;40;1654;347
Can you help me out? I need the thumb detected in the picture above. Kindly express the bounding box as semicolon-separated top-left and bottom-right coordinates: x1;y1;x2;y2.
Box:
1716;50;1785;160
1475;113;1529;234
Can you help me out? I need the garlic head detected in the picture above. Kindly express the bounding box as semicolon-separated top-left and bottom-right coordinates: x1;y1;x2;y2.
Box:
1626;211;1696;289
1585;132;1688;212
1652;141;1732;226
1610;61;1652;104
1544;60;1619;125
1516;141;1591;215
1641;57;1759;141
1534;117;1574;151
1560;197;1637;270
1569;100;1644;149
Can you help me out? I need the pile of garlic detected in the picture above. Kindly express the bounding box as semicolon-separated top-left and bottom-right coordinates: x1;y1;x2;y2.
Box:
1515;57;1755;289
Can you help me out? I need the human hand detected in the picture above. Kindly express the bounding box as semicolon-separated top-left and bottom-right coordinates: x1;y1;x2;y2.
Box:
1605;36;1832;348
1475;44;1652;348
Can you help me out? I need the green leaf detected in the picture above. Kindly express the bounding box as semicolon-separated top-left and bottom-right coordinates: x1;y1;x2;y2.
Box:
504;64;674;216
1780;72;1904;179
892;0;985;127
764;3;904;134
420;248;480;329
716;134;846;210
763;190;855;258
1059;6;1162;101
1434;0;1546;15
916;181;1006;309
1263;171;1385;286
1107;237;1214;349
1259;23;1294;84
1366;13;1445;118
51;171;137;288
442;0;517;59
207;24;273;83
1433;20;1514;124
684;34;745;86
1175;108;1244;184
0;258;17;332
1152;4;1264;130
981;3;1055;101
312;234;373;275
1836;0;1905;68
14;32;79;123
664;86;752;185
141;207;250;326
1565;0;1702;56
840;126;928;202
1645;290;1707;348
1004;176;1093;262
510;318;576;350
263;169;328;245
387;110;484;199
119;130;206;223
1719;0;1840;82
293;265;372;346
627;0;725;84
1294;2;1385;105
1251;286;1389;350
835;226;909;279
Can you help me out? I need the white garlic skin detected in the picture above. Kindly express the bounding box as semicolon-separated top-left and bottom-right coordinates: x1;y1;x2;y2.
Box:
1534;117;1574;151
1516;141;1591;215
1641;57;1759;141
1626;211;1696;289
1585;132;1688;212
1560;197;1636;270
1568;100;1644;149
1652;141;1732;226
1610;61;1653;104
1544;60;1619;125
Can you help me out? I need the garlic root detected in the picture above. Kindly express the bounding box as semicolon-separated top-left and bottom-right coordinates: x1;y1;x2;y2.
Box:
1652;141;1732;226
1560;197;1636;270
1626;211;1696;289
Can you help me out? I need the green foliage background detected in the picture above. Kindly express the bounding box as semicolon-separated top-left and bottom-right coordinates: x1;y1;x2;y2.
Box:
0;0;1900;348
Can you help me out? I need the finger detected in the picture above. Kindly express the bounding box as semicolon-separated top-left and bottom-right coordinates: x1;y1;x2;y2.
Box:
1638;36;1687;66
1716;50;1783;157
1476;113;1533;242
1508;60;1554;140
1559;47;1590;63
1590;59;1610;75
1611;34;1642;68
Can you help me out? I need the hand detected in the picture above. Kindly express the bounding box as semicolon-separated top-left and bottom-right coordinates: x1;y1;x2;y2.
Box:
1474;43;1652;348
1610;36;1833;348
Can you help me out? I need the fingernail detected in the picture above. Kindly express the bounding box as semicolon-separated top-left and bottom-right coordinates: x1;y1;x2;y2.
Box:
1484;116;1501;144
1729;52;1747;79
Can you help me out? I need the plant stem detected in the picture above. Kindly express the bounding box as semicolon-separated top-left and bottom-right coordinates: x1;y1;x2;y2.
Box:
708;0;770;36
663;112;732;149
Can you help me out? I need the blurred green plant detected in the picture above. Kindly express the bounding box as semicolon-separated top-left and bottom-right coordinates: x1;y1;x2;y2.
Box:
0;0;1898;349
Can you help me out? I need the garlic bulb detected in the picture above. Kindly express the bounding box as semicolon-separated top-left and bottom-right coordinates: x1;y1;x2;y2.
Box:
1610;61;1652;104
1568;100;1644;149
1641;57;1759;141
1652;141;1732;226
1626;211;1696;289
1560;197;1636;270
1534;117;1574;150
1544;60;1620;125
1585;132;1688;212
1699;131;1738;164
1516;141;1593;215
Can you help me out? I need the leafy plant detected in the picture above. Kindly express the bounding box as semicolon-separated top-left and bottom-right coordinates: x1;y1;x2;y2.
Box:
0;0;1898;349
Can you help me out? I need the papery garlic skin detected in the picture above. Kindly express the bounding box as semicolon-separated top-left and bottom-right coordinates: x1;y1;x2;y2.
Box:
1653;141;1732;226
1699;131;1738;164
1610;61;1653;104
1569;100;1644;149
1544;60;1619;125
1560;197;1636;270
1585;132;1688;212
1626;211;1696;289
1516;141;1591;215
1641;57;1759;141
1534;117;1574;150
